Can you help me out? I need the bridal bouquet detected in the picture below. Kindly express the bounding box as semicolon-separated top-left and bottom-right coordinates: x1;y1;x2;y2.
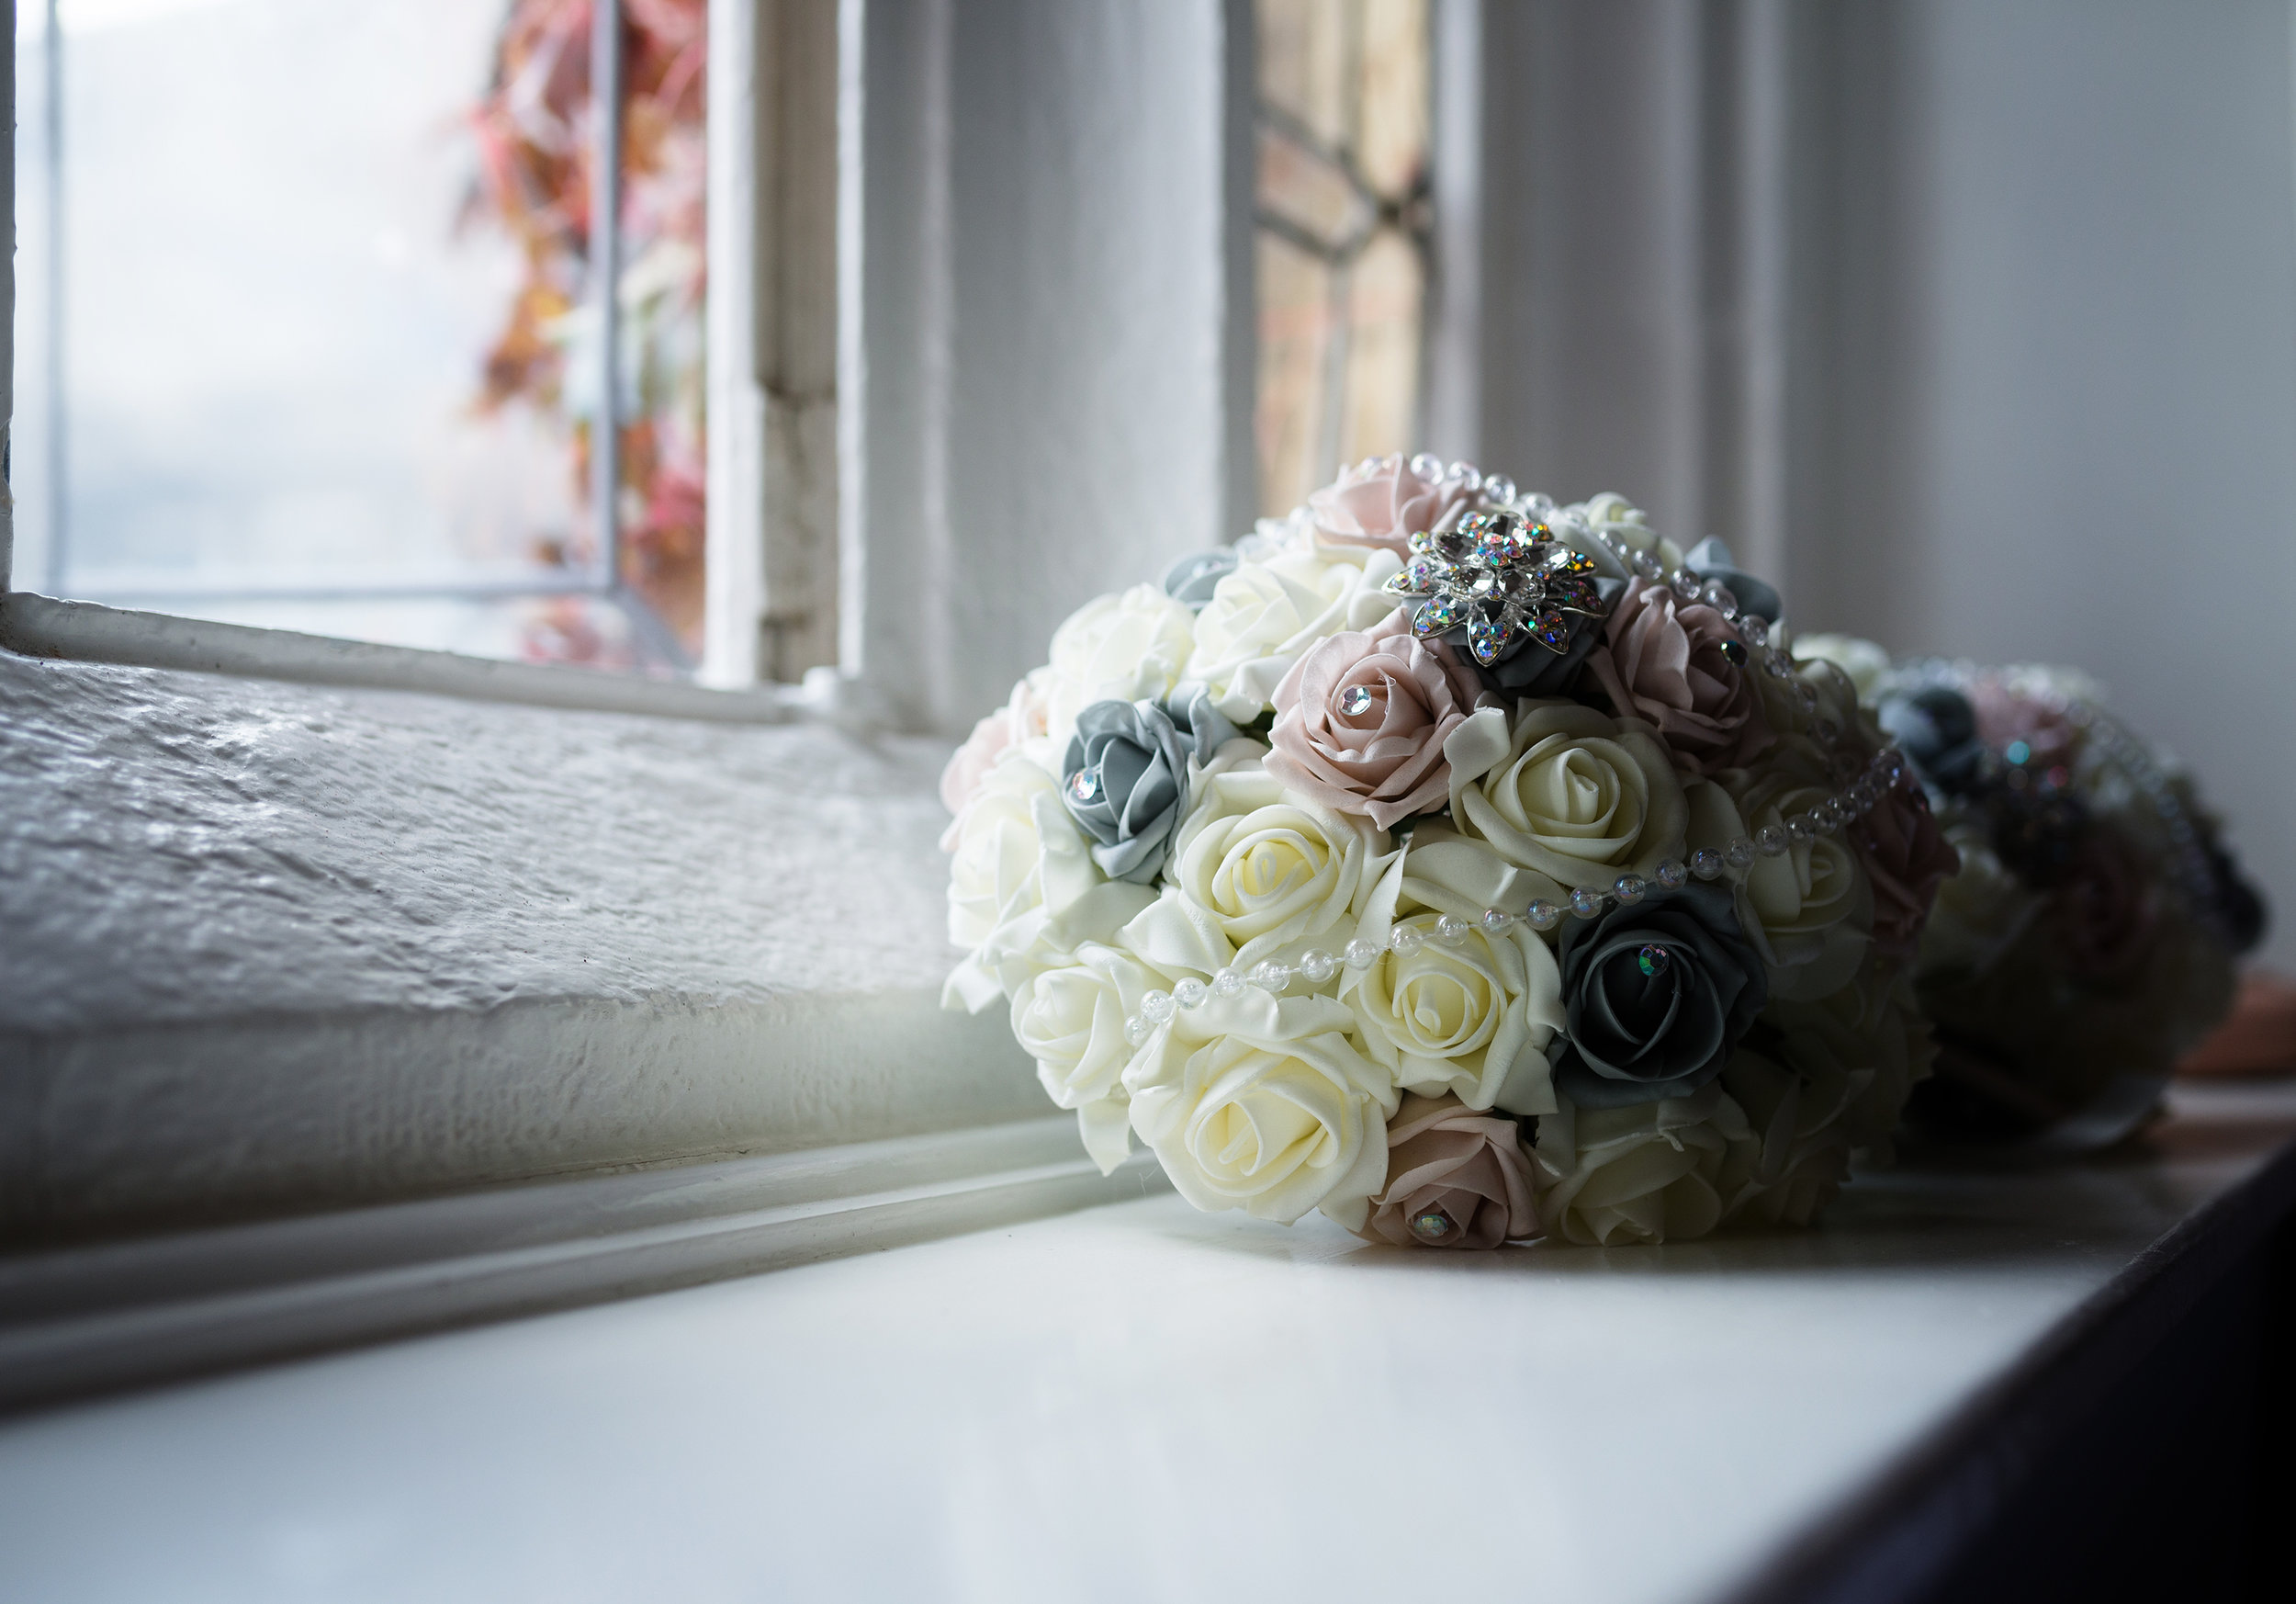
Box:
1794;645;2266;1147
940;456;1948;1247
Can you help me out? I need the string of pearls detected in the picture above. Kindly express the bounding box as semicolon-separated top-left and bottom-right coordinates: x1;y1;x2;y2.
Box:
1118;459;1917;1050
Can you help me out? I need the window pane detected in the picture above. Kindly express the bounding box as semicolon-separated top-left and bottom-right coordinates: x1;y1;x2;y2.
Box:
1252;0;1430;520
12;0;704;672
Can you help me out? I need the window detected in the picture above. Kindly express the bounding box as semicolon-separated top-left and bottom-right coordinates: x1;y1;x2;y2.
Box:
1251;0;1432;519
11;0;747;680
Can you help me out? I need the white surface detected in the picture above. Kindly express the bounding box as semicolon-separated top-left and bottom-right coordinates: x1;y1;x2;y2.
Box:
0;649;1041;1236
5;1082;2290;1604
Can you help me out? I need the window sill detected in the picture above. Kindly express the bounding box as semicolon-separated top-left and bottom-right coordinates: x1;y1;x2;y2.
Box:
1;1081;2291;1601
0;637;1024;1248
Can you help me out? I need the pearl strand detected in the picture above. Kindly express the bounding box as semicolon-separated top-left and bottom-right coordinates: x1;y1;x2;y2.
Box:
1118;750;1915;1048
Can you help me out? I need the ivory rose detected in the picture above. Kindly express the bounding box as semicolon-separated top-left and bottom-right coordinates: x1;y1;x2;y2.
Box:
1118;759;1392;977
1010;942;1167;1173
1306;453;1483;559
1124;990;1397;1229
1442;698;1689;898
1531;1082;1751;1246
1587;578;1773;775
1266;607;1488;829
1356;1092;1539;1249
940;747;1152;1012
1715;1047;1861;1228
1183;548;1405;722
1726;766;1876;1000
1342;854;1565;1114
1043;585;1197;747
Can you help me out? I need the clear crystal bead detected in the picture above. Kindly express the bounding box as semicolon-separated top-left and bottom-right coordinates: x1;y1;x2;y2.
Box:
1524;492;1558;518
1344;938;1382;969
1447;461;1481;490
1124;1015;1151;1046
1690;848;1725;880
1613;874;1648;905
1824;795;1858;826
1671;569;1702;598
1173;977;1209;1010
1300;949;1340;984
1726;838;1759;869
1631;548;1662;579
1390;924;1425;955
1248;961;1292;992
1409;452;1444;480
1570;887;1606;918
1141;989;1175;1023
1526;899;1563;931
1785;815;1815;844
1739;615;1770;647
1480;907;1514;935
1654;859;1688;890
1484;474;1517;505
1211;966;1246;999
1756;824;1791;856
1435;914;1471;945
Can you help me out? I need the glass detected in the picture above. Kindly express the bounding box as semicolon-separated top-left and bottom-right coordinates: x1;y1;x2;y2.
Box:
1253;0;1431;519
11;0;704;672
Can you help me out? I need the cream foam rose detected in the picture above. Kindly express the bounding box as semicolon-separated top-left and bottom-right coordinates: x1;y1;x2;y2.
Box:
1724;762;1876;1000
1043;584;1196;747
1011;942;1167;1173
1118;757;1392;977
941;745;1151;1011
1341;854;1565;1114
1441;698;1689;898
1124;989;1397;1229
1531;1082;1751;1246
1714;1045;1862;1228
940;667;1053;821
1184;547;1405;723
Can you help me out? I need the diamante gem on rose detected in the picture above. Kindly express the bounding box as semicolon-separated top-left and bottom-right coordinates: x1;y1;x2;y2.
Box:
1338;684;1375;717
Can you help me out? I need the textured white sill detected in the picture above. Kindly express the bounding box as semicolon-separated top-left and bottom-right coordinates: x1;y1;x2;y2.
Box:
0;650;1033;1244
0;1082;2290;1604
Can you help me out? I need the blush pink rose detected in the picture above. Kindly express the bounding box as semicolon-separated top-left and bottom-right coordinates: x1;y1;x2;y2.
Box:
1306;455;1483;559
2053;825;2158;983
1970;678;2079;771
1586;578;1773;774
1265;608;1488;829
1849;773;1961;962
1356;1092;1539;1249
939;672;1051;826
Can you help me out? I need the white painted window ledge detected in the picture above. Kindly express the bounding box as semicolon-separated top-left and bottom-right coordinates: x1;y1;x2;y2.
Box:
0;643;1044;1248
1;1080;2291;1604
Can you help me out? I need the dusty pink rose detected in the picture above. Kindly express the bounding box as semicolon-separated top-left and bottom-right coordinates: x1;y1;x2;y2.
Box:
939;672;1051;826
2053;825;2158;983
1849;774;1961;962
1970;678;2078;771
1265;609;1487;829
1306;454;1483;558
1586;578;1773;774
1357;1092;1539;1249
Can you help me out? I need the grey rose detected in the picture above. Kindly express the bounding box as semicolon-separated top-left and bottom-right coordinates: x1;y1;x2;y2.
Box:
1163;548;1240;611
1683;537;1782;625
1876;685;1987;797
1060;686;1240;883
1551;883;1769;1109
1441;573;1626;699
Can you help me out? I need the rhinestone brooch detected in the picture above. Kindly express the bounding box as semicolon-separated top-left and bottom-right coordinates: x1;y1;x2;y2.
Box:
1382;510;1609;666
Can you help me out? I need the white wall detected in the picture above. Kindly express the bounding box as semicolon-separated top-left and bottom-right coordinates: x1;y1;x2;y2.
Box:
1810;0;2296;967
